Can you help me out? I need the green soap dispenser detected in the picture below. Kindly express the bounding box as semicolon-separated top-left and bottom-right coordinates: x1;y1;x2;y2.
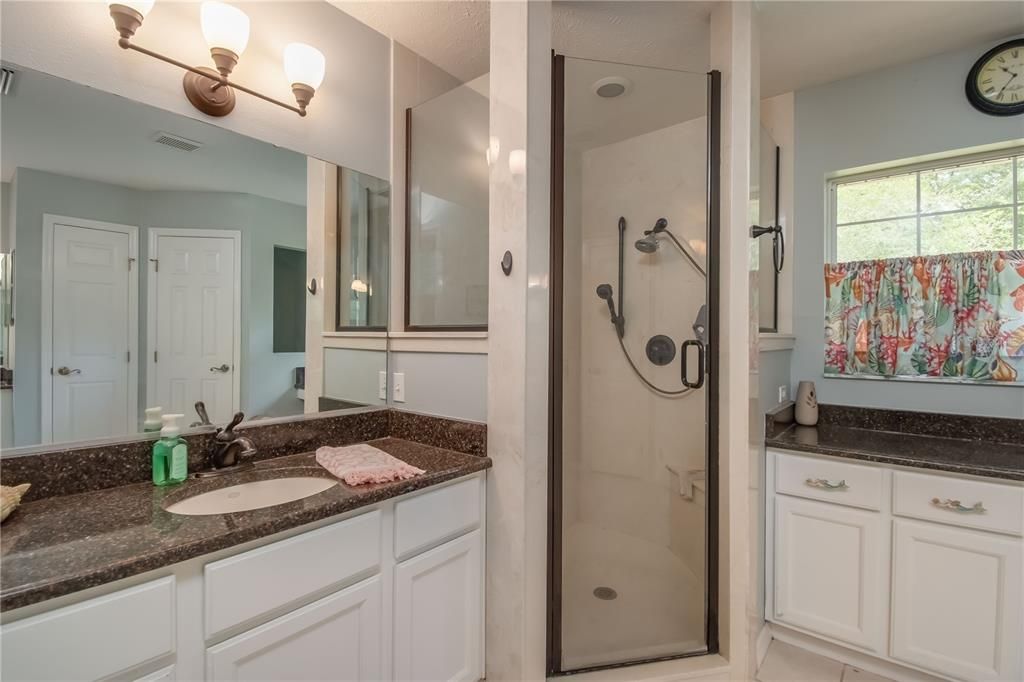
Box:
152;414;188;486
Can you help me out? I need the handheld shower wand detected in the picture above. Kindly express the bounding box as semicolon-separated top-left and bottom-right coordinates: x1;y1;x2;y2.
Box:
596;283;624;338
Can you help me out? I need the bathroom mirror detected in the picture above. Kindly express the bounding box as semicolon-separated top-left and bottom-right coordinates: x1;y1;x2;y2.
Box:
757;126;781;333
336;168;390;330
0;65;387;451
405;77;489;330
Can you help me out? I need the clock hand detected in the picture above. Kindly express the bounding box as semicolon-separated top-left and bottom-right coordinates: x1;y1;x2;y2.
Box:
997;72;1017;97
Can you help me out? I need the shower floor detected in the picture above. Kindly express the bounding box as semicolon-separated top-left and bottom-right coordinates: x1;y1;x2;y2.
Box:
561;522;706;671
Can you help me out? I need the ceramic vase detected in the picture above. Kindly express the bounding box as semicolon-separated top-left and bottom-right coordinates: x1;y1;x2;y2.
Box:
795;380;818;426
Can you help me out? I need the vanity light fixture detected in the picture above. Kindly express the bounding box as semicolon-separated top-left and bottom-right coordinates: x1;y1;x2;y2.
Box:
108;1;325;117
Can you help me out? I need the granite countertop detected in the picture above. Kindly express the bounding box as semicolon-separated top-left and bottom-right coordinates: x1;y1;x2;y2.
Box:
0;438;491;612
767;422;1024;481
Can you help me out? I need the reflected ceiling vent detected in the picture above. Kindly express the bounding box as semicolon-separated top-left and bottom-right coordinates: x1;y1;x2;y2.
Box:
152;131;203;152
1;68;16;96
593;76;631;99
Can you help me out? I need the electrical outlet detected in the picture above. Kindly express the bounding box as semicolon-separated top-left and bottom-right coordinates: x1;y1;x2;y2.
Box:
378;371;387;401
778;385;788;404
393;372;406;403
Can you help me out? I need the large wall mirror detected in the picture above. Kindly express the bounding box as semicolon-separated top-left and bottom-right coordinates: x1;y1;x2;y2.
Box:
0;65;389;451
405;77;489;330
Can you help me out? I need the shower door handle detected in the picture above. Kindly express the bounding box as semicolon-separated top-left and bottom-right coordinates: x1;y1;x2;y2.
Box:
681;339;705;389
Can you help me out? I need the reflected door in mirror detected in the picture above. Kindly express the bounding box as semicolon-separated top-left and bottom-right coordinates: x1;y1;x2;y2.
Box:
49;219;137;442
150;232;239;425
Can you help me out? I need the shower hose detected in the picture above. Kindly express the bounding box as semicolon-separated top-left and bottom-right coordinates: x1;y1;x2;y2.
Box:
616;333;694;397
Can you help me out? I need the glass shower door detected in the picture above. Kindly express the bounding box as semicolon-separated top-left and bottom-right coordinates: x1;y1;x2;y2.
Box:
549;55;719;674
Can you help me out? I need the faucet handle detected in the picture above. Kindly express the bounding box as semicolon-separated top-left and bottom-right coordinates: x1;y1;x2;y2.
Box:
215;411;245;442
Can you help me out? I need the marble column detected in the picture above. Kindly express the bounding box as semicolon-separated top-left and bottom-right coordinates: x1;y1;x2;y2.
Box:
485;1;552;680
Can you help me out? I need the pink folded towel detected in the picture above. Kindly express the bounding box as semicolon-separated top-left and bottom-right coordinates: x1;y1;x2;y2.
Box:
315;444;425;486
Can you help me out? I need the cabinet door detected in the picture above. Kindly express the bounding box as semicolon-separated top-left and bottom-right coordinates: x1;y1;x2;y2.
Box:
206;576;382;681
773;495;887;652
394;530;482;682
891;519;1022;681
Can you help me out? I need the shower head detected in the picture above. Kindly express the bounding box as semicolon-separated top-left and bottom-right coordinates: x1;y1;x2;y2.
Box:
635;233;660;253
595;283;624;338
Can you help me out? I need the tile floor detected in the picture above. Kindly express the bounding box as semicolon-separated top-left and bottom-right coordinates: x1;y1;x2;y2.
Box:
757;641;895;682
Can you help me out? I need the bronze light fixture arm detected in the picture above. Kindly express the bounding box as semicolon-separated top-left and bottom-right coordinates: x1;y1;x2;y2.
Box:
117;37;307;117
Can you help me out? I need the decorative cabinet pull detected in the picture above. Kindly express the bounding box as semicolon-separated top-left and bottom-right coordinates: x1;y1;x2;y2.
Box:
805;477;848;491
56;366;82;376
210;364;231;373
931;497;986;514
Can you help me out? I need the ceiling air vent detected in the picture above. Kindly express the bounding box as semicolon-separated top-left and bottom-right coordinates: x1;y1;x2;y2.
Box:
152;132;203;153
1;68;16;96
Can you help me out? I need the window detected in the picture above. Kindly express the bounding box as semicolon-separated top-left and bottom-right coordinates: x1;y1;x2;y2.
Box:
829;149;1024;263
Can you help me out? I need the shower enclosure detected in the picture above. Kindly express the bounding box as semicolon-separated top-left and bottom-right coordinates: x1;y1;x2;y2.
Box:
548;55;720;674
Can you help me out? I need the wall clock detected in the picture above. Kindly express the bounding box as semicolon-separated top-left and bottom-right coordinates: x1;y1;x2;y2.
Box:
965;38;1024;116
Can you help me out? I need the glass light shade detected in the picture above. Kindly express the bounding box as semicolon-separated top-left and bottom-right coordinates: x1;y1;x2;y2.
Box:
284;43;326;89
113;0;155;17
201;2;250;56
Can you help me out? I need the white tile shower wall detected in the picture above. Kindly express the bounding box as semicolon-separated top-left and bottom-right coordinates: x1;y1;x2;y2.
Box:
569;114;708;575
791;37;1024;418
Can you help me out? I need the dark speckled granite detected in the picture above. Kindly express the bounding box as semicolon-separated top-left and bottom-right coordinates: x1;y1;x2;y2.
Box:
766;404;1024;481
1;409;485;503
388;410;486;457
816;404;1024;445
0;438;491;612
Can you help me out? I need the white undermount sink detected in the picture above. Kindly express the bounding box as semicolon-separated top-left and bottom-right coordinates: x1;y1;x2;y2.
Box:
165;477;337;516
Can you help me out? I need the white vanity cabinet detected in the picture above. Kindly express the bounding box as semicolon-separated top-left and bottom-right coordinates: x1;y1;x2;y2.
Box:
206;576;384;681
0;472;486;682
773;495;887;652
394;531;483;681
766;450;1023;682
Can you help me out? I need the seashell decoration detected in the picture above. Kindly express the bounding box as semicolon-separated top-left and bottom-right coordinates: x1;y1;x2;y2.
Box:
1;483;31;523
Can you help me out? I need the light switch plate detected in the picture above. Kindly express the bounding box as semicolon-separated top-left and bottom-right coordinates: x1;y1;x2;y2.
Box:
393;372;406;403
378;371;387;401
778;385;788;404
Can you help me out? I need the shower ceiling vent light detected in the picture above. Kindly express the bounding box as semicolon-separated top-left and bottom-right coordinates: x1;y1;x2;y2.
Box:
593;76;631;98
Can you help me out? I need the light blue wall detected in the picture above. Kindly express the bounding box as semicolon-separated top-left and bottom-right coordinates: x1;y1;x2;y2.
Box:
792;38;1024;418
11;169;305;445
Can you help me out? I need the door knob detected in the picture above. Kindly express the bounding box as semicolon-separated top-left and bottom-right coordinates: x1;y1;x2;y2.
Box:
56;366;81;376
210;364;231;373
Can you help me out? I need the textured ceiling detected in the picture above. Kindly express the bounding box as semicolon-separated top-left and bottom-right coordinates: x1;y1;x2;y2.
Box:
331;1;713;83
759;1;1024;97
332;0;1024;98
330;1;490;82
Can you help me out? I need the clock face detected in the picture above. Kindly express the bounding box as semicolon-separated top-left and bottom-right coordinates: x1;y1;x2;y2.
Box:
967;39;1024;115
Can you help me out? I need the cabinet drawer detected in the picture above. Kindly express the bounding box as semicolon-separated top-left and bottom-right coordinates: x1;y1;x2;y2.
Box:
205;510;381;638
1;576;175;681
893;471;1023;536
773;450;884;510
395;475;482;560
206;576;382;682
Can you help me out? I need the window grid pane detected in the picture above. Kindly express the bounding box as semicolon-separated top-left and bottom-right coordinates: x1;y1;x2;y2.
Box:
833;152;1023;262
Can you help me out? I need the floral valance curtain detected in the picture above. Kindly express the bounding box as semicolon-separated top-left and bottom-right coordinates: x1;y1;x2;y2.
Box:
824;250;1024;383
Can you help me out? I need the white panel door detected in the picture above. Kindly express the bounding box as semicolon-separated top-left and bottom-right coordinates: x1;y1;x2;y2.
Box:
205;576;382;681
152;234;237;424
891;519;1023;681
51;223;132;442
394;529;483;682
772;495;887;652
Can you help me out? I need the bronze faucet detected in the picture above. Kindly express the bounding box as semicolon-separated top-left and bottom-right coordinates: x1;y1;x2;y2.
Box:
195;412;257;477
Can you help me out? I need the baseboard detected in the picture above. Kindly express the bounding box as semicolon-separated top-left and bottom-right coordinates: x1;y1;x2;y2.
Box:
755;623;772;669
770;624;949;682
